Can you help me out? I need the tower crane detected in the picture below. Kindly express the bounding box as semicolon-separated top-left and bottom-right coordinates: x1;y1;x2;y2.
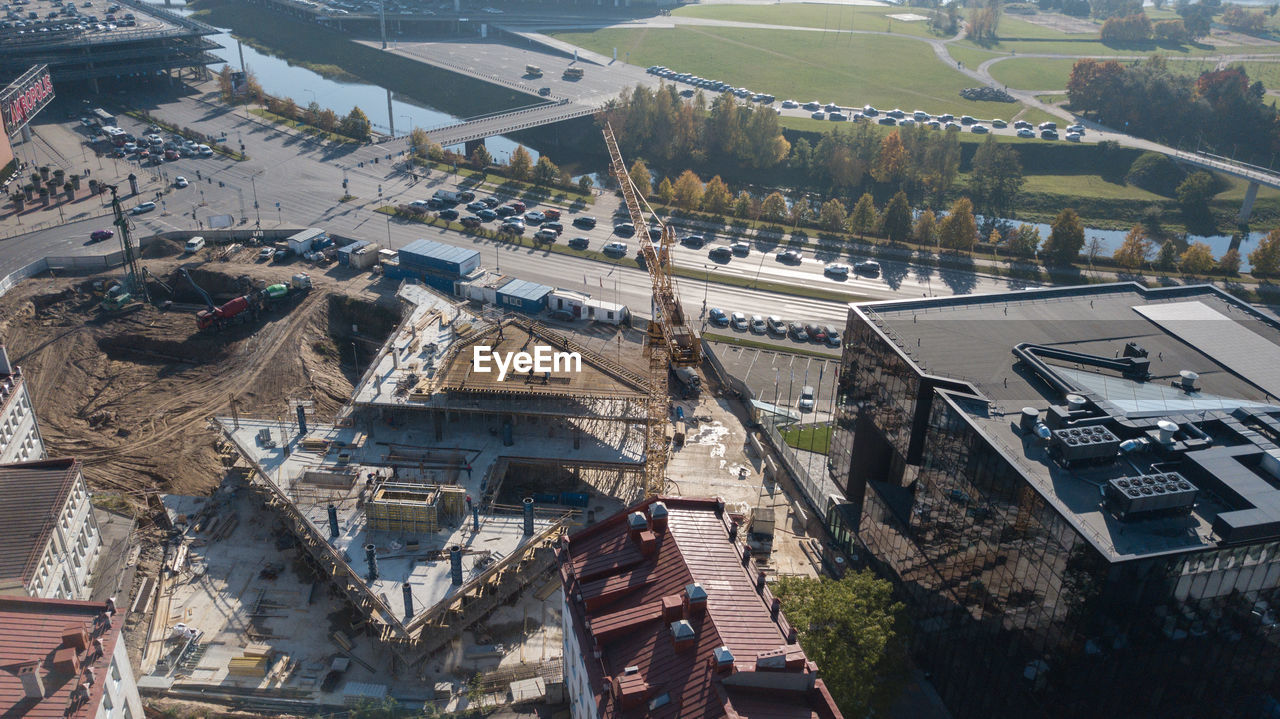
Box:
601;123;702;498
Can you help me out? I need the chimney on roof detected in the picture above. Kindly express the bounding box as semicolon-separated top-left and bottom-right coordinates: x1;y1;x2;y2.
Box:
670;619;695;652
52;647;80;676
713;645;735;675
627;511;648;542
648;501;668;532
18;662;44;699
62;626;89;651
638;529;657;557
756;647;788;672
661;594;683;621
0;345;11;376
684;582;707;616
613;668;648;710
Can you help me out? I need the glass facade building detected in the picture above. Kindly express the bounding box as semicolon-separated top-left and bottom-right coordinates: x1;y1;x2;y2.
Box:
831;285;1280;719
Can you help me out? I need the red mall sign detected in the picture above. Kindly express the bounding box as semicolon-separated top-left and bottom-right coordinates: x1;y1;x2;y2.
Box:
1;66;54;134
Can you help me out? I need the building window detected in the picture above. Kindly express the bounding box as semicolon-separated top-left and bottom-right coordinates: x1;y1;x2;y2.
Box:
121;704;132;719
111;661;121;683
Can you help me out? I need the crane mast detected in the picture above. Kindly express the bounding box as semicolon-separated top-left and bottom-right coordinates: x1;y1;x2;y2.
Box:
602;123;703;498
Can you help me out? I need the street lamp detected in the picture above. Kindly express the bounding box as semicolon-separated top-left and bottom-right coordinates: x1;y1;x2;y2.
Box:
702;264;717;317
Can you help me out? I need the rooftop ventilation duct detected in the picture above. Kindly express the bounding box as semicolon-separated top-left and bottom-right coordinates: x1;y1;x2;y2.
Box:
1066;394;1088;412
670;619;696;652
684;582;707;616
714;645;735;674
1158;420;1179;444
1179;370;1200;392
627;511;648;541
648;501;668;532
1019;408;1040;433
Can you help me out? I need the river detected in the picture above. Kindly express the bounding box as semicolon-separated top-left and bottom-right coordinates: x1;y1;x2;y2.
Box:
142;0;537;163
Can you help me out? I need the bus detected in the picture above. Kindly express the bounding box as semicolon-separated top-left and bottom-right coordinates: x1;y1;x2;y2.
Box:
563;67;584;80
524;64;542;77
103;127;128;146
91;107;115;126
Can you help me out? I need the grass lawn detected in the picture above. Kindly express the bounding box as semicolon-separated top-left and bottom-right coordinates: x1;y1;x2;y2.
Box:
549;27;1022;117
952;37;1247;57
1166;57;1280;89
779;423;834;454
673;3;941;38
988;57;1078;90
778;115;1044;142
1021;173;1167;201
947;44;1006;71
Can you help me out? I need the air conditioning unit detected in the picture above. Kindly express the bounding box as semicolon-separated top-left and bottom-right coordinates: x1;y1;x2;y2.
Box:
1106;472;1198;518
1052;425;1121;463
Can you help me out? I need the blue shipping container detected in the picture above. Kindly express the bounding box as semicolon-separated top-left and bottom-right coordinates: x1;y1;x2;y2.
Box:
399;239;481;276
496;279;551;314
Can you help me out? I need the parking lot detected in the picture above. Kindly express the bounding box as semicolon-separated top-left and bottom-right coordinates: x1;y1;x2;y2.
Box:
708;340;839;422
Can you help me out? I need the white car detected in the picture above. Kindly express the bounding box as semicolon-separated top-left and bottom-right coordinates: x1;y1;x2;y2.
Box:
1066;132;1082;142
749;315;767;334
798;385;815;412
730;311;748;330
824;263;850;277
129;201;156;215
174;176;188;188
602;240;628;255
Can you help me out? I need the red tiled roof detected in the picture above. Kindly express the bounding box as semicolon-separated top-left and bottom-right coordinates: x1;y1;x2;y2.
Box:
0;459;80;588
0;596;125;719
560;497;844;719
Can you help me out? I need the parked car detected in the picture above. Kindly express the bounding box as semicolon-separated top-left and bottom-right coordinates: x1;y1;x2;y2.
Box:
477;208;497;221
766;316;786;335
568;236;590;250
708;307;729;326
495;205;517;218
798;385;816;411
481;196;502;208
603;240;629;255
805;324;827;343
534;228;558;242
823;325;842;347
788;322;809;342
1041;129;1059;140
499;223;524;235
543;208;561;221
525;210;546;224
749;314;767;334
1017;128;1036;138
572;215;596;229
730;312;748;331
259;247;275;260
543;221;564;234
991;119;1007;128
174;175;188;188
1066;132;1082;142
438;208;459;221
613;222;635;237
461;215;482;228
89;229;113;242
970;124;989;134
466;201;487;212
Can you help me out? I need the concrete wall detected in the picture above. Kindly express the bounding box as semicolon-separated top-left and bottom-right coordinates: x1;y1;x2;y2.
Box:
562;591;598;719
96;636;144;719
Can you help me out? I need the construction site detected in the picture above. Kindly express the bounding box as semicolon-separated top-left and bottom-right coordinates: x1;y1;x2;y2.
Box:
0;138;826;715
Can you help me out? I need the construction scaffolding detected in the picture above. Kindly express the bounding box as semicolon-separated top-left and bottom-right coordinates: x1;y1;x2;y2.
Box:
365;482;467;534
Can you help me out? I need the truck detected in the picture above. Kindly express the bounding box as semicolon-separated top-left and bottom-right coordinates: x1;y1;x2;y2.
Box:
563;67;584;80
671;366;701;399
179;270;311;331
524;64;543;77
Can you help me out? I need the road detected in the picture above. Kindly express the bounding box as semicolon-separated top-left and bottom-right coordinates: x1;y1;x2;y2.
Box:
3;86;1019;334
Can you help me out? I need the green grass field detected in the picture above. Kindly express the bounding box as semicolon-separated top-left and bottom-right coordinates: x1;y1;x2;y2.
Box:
989;57;1078;90
780;423;833;454
1167;57;1280;90
550;26;1025;117
1021;173;1167;200
955;36;1264;56
996;14;1099;39
947;44;1006;72
673;3;941;38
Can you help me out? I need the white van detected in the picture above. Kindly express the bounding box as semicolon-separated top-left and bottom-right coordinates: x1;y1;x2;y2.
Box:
184;236;206;253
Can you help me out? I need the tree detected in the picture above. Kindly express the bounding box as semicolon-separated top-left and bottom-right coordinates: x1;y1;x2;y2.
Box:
1217;248;1242;275
409;129;430;158
1181;242;1215;274
872;130;911;186
733;191;755;219
1086;236;1105;265
1155;240;1181;271
1153;18;1189;42
847;193;878;238
1044;208;1086;263
316;108;339;132
533;156;559;186
1091;0;1142;19
1113;226;1152;269
881;191;913;243
1100;12;1152;41
1249;228;1280;277
914;210;938;247
469;144;492;170
280;97;299;120
760;192;789;222
627;158;651;198
1178;2;1213;38
938;197;978;251
1126;152;1185;197
773;572;908;718
790;197;813;228
339;106;371;141
673;169;704;210
702;176;732;215
1176;171;1217;226
969;136;1024;219
577;174;594;195
819;198;848;232
1008;224;1041;257
656;177;675;205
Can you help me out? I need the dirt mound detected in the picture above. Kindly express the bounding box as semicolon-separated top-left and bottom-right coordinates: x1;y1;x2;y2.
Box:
0;265;364;497
140;238;184;259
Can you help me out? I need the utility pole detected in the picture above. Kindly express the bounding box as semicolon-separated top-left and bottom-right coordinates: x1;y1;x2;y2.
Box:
250;175;262;229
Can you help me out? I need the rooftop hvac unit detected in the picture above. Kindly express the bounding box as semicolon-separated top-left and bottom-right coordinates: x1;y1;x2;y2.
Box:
1051;425;1121;463
1106;472;1198;518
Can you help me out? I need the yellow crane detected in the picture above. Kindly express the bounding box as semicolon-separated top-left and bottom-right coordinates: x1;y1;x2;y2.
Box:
601;123;701;497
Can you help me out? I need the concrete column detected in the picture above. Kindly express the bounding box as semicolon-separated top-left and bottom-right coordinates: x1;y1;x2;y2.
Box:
1239;181;1261;224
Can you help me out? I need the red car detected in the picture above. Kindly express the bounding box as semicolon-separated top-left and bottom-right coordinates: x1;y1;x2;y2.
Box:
90;229;114;242
542;208;561;221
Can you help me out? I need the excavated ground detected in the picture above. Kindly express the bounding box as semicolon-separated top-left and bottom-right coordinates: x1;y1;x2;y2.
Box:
0;243;399;499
